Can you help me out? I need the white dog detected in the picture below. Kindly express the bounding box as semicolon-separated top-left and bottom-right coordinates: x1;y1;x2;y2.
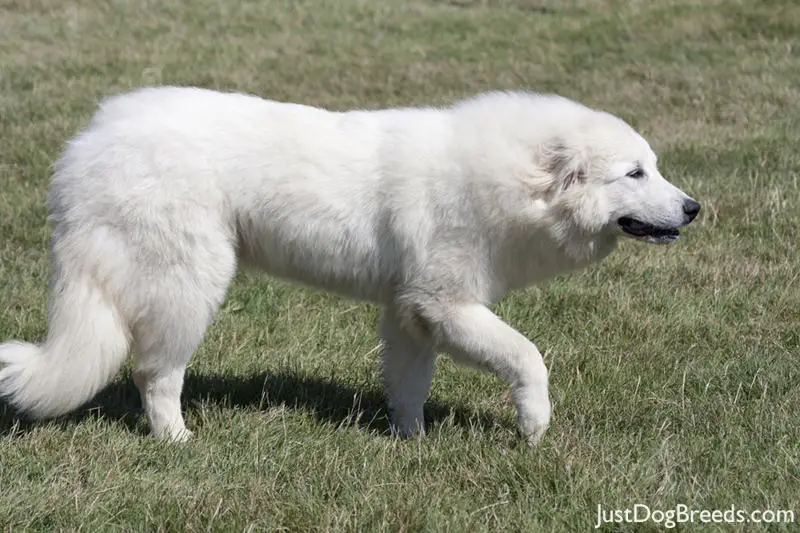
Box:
0;88;700;444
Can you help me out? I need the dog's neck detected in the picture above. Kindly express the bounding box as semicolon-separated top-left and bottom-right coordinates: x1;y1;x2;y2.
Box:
492;221;618;297
561;229;619;265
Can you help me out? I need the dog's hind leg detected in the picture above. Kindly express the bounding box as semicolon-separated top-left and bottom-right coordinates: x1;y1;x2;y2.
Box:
379;307;437;437
131;242;236;442
416;303;551;445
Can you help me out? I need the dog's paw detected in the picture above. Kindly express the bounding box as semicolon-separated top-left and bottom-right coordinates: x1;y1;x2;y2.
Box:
170;428;194;442
518;420;548;446
389;419;426;439
155;427;194;443
514;387;551;446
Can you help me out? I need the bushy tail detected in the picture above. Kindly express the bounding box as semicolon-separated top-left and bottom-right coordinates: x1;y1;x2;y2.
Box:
0;274;131;419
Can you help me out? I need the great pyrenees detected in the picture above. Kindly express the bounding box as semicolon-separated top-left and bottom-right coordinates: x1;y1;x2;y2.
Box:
0;88;700;444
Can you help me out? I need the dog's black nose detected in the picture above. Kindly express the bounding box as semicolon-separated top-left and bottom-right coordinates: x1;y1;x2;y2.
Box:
683;199;701;222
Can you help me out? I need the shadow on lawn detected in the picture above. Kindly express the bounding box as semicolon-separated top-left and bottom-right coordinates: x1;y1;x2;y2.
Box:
0;371;505;439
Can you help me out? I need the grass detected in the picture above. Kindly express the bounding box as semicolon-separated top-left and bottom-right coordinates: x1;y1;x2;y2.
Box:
1;0;799;530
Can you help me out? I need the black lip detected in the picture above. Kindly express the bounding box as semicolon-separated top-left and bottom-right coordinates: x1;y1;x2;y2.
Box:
618;217;680;238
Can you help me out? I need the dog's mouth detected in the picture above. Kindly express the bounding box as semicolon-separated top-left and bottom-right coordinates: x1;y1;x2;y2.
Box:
617;217;680;244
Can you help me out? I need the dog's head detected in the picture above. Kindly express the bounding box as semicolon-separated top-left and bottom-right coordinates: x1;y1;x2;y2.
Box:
543;108;700;244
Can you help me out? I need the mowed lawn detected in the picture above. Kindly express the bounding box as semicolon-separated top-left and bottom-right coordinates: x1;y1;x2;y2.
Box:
1;0;798;531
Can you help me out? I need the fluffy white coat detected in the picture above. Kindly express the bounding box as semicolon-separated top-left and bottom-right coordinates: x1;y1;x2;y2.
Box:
0;88;699;443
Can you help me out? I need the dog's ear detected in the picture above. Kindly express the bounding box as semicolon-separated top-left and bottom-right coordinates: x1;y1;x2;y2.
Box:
542;139;586;190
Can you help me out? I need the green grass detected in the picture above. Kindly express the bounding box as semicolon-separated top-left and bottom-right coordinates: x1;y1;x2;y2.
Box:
1;0;799;531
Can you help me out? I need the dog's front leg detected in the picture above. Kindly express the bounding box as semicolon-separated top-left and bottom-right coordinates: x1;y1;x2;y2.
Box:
421;303;551;445
379;307;437;438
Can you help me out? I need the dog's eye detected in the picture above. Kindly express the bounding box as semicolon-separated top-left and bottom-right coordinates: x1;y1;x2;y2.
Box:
626;167;645;179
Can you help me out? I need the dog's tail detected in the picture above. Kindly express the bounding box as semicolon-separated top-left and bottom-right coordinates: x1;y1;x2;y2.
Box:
0;269;131;419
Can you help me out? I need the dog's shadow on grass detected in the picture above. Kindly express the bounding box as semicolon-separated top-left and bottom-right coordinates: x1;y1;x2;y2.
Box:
0;371;504;439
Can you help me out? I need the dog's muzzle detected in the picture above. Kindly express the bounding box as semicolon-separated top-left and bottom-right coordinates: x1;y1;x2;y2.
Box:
618;199;701;244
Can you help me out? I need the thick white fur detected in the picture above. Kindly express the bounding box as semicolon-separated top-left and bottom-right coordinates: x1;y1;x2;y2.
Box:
0;88;698;443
